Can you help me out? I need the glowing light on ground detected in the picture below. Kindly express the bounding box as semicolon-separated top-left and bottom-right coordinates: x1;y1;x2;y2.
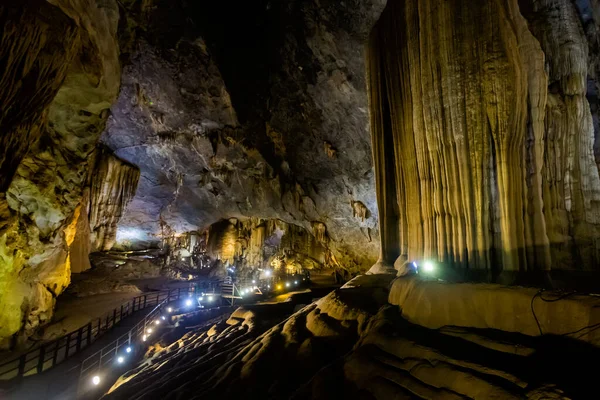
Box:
423;261;435;273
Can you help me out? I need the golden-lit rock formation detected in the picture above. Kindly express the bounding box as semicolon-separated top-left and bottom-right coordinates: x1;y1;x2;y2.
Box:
367;0;600;276
0;0;120;348
204;218;330;272
89;146;140;252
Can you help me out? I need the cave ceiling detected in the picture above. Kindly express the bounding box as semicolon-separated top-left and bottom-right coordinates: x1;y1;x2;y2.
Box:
102;0;386;271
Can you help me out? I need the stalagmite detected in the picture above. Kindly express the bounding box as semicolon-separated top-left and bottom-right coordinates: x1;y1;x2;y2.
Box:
367;0;600;277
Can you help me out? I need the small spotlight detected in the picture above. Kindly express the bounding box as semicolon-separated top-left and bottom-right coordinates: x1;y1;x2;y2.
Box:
117;356;124;364
252;280;256;284
92;375;100;385
285;282;290;287
199;296;204;301
423;261;435;273
265;270;272;277
161;316;166;320
142;335;147;341
267;285;271;289
294;281;298;285
154;320;160;325
147;328;153;334
185;299;193;307
207;295;213;301
167;307;173;313
126;347;132;353
277;284;282;290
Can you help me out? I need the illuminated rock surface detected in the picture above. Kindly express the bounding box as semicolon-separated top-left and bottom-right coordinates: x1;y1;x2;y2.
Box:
2;3;600;393
104;275;598;399
367;0;600;276
0;0;120;348
102;0;382;275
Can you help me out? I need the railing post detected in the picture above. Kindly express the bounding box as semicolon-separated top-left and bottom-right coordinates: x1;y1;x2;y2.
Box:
37;345;46;373
87;322;92;345
76;327;83;352
18;353;26;377
143;295;147;308
53;341;59;365
120;304;124;321
65;334;70;359
113;309;117;325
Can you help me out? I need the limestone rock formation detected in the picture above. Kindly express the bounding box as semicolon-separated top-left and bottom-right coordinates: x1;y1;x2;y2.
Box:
0;0;79;192
101;0;383;275
103;275;600;399
160;218;336;281
367;0;600;277
89;146;140;252
0;0;120;348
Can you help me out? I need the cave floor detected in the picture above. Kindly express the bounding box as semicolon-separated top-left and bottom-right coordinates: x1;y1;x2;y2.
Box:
2;273;338;400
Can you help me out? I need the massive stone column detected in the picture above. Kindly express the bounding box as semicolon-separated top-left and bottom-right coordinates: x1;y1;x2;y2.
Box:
367;0;600;277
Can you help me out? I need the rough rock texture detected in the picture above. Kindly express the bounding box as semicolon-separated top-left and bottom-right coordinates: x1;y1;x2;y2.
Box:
102;0;384;274
0;0;79;192
0;0;120;348
165;218;334;275
367;0;600;276
389;277;600;345
103;275;599;399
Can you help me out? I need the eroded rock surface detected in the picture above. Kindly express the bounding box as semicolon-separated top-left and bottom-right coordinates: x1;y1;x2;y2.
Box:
0;0;120;348
104;275;599;399
368;0;600;276
102;0;383;276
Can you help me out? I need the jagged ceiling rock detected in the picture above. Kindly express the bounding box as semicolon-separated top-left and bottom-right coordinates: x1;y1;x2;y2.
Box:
103;0;386;272
0;0;120;348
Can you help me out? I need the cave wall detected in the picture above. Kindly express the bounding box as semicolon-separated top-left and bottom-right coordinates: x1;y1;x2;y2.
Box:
205;218;329;271
368;0;600;276
0;0;120;348
102;0;385;274
0;1;79;192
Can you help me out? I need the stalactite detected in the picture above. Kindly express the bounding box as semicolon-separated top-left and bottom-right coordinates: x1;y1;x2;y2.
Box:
89;145;140;252
204;218;329;271
368;0;600;275
0;1;79;191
